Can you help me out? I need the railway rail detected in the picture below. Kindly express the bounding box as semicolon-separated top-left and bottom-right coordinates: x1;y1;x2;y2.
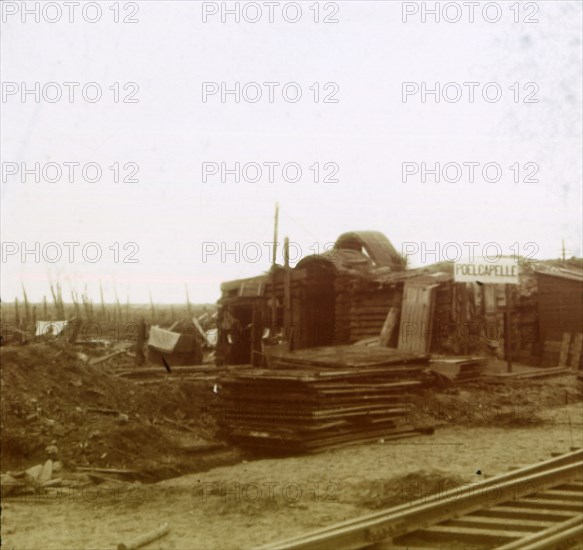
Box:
261;449;583;550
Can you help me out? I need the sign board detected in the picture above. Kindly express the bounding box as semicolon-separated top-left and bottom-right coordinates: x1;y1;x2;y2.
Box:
454;257;519;285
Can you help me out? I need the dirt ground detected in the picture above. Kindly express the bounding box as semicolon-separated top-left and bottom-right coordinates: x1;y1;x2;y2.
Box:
2;343;582;549
2;397;582;550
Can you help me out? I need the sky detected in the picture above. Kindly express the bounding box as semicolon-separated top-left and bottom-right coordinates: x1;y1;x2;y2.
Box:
1;0;582;304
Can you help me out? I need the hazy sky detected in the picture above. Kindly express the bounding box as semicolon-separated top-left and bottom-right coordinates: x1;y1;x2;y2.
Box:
1;0;582;304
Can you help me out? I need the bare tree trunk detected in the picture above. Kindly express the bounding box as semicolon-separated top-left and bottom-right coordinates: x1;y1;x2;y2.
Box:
22;285;30;324
135;318;146;366
99;281;107;322
149;291;156;324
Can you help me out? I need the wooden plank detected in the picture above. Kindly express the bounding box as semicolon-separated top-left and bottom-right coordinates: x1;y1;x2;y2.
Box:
117;523;170;550
412;524;526;543
569;333;583;370
533;491;583;502
75;467;138;475
559;333;572;366
478;506;575;521
379;308;399;347
495;514;583;550
502;499;583;512
445;515;555;530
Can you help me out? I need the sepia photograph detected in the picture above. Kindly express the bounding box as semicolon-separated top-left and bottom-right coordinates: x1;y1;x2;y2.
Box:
1;1;582;549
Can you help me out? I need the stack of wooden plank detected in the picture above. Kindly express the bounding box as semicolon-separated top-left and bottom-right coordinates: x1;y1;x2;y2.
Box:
218;346;434;453
429;357;486;383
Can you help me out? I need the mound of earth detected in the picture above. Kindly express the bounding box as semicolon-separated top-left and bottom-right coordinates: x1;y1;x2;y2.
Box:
0;342;240;481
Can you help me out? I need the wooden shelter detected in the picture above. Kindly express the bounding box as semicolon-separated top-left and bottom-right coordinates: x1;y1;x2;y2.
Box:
215;231;578;367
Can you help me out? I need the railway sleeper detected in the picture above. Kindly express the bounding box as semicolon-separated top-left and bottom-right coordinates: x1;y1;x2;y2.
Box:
477;505;577;522
395;524;528;546
501;499;583;512
442;515;557;531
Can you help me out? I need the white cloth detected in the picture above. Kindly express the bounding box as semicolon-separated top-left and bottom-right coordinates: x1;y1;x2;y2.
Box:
35;321;68;337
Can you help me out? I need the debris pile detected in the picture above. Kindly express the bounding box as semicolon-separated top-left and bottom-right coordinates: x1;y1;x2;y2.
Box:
0;457;141;502
1;342;237;481
218;346;435;453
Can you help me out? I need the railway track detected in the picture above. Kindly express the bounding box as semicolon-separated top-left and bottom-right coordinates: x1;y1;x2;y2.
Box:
261;449;583;550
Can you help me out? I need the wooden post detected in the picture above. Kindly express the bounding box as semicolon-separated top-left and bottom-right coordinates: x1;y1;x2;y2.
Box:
270;203;279;337
505;284;513;372
461;284;468;355
251;303;261;366
283;237;291;344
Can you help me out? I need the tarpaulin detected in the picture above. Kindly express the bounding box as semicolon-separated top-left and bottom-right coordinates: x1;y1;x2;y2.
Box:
148;325;181;353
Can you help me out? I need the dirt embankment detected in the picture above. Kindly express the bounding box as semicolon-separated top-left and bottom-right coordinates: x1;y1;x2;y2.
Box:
0;342;239;481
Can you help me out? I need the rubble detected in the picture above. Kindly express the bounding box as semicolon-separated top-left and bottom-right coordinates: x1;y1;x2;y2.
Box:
0;341;239;482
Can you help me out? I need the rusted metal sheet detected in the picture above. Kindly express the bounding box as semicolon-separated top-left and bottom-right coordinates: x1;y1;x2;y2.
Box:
398;283;439;353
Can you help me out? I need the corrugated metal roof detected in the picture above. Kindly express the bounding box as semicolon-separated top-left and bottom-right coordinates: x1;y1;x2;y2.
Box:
335;231;403;268
533;266;583;282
